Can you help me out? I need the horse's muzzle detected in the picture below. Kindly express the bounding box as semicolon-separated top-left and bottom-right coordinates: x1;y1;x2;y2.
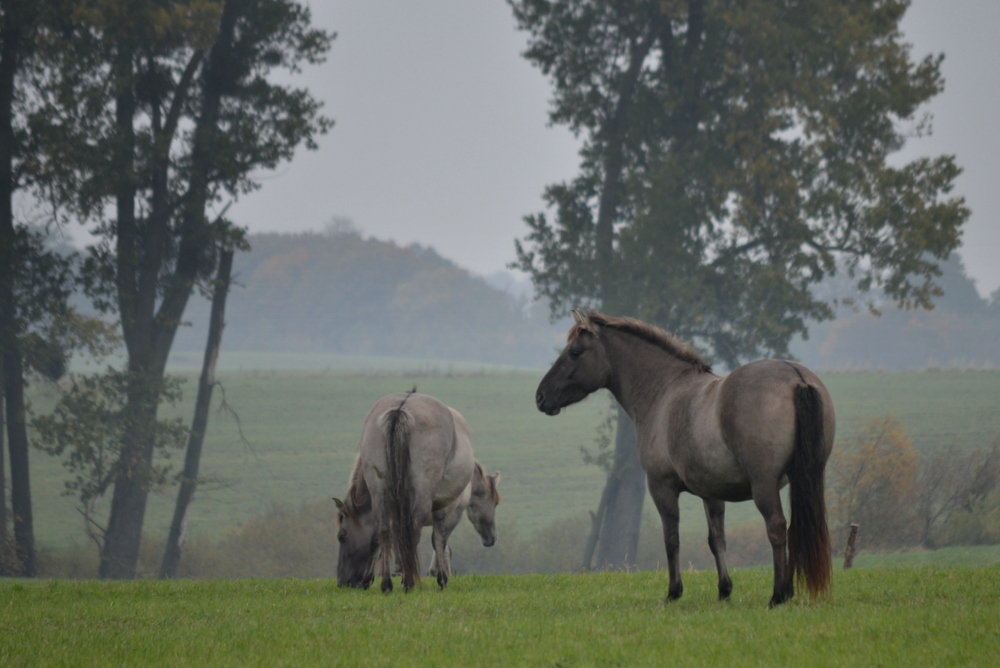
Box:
535;390;561;416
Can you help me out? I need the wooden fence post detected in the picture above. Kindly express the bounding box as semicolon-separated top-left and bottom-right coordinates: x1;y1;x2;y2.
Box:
843;523;860;569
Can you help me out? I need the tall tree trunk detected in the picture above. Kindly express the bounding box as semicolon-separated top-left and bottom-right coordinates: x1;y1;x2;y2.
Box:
2;351;35;576
99;366;161;579
98;32;145;579
592;405;645;570
0;0;36;578
100;0;238;579
160;247;233;579
0;354;13;575
584;3;702;573
584;32;658;572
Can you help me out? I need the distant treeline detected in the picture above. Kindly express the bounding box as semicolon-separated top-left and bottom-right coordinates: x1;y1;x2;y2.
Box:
792;254;1000;371
172;231;567;367
171;233;997;371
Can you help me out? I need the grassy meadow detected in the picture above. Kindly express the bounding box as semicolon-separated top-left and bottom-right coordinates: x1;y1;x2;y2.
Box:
3;567;1000;666
23;353;1000;572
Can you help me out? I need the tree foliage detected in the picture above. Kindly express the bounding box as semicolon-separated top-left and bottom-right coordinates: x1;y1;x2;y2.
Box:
1;0;121;577
32;371;188;551
511;0;968;368
829;414;922;549
811;255;1000;370
23;0;332;578
829;416;1000;551
918;440;1000;548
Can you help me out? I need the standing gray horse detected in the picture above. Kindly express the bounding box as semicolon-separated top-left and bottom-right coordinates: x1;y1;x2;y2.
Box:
535;311;834;607
333;392;500;592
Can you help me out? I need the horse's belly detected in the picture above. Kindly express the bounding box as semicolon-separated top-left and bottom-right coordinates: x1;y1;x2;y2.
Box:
689;478;753;503
674;440;751;502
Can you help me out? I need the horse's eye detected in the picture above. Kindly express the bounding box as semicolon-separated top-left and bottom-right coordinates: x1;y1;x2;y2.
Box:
569;349;583;360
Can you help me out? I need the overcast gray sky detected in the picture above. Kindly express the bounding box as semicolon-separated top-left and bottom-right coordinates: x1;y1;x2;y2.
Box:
227;0;1000;298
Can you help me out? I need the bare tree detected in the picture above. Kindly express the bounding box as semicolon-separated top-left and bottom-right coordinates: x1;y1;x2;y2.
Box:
160;246;235;579
918;440;1000;547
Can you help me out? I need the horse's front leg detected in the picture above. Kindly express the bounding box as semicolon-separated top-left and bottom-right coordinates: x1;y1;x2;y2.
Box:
648;475;684;602
703;498;733;601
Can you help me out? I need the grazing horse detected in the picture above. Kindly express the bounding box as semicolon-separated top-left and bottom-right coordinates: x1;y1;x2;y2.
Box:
333;392;500;592
535;311;834;607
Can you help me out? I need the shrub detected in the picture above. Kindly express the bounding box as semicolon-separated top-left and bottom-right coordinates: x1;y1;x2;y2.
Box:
828;414;922;550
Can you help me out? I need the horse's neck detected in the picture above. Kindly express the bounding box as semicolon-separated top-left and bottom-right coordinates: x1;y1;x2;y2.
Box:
469;474;484;496
603;329;698;422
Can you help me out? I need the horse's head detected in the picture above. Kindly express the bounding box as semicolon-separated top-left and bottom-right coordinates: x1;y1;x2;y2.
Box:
333;477;377;588
536;310;611;416
467;462;501;547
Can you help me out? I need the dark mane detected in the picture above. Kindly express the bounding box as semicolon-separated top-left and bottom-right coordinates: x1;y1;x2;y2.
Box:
572;311;712;373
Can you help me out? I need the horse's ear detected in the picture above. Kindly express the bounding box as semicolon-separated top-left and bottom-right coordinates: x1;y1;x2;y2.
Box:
572;309;597;334
489;472;502;505
333;497;346;511
352;476;371;510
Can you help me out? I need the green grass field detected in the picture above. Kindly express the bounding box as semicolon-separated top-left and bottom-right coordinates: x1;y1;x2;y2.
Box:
24;357;1000;568
3;567;999;666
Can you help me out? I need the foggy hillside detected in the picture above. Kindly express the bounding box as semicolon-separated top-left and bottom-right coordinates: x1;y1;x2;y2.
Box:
170;232;998;371
172;230;568;367
790;254;1000;371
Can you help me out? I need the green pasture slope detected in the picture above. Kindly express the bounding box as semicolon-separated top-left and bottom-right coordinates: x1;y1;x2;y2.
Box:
26;355;1000;558
3;568;1000;666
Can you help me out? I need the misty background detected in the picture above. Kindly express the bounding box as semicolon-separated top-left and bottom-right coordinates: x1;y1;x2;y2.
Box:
65;0;1000;371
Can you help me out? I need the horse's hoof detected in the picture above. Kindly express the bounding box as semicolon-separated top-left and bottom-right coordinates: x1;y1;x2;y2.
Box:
768;592;791;608
666;586;683;602
437;573;448;590
381;579;393;595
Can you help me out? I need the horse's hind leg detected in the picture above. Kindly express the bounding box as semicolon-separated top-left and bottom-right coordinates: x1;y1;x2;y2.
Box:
751;483;793;607
648;475;684;602
703;498;733;601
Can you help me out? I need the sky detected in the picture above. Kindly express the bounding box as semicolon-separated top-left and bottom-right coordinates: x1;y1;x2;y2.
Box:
223;1;1000;298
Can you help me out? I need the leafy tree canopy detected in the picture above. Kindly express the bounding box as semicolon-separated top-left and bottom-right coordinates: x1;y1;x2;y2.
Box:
28;0;332;321
511;0;968;368
19;0;332;579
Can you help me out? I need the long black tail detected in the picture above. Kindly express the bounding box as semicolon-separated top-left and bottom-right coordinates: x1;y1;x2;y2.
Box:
788;383;832;597
381;392;419;590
